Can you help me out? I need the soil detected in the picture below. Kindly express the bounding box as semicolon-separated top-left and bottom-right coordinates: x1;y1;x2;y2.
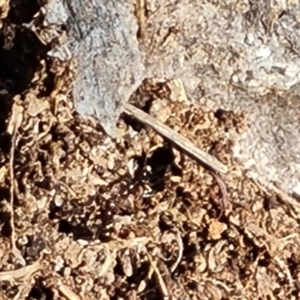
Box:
1;1;300;300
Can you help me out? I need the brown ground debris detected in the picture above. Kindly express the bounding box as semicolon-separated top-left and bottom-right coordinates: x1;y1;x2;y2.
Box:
0;1;300;300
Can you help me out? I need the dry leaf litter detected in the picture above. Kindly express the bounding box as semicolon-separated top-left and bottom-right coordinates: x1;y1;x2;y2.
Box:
0;1;300;300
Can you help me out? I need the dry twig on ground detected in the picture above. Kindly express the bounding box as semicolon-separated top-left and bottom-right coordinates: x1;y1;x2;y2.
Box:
124;103;228;174
7;101;25;263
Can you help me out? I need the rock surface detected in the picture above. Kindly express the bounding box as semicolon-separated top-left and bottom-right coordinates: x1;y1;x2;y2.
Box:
45;0;300;195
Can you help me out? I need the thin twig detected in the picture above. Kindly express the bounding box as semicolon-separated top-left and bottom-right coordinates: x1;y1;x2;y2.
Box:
135;0;146;40
146;252;170;300
58;283;83;300
9;126;17;254
170;231;183;273
209;171;229;209
124;103;228;174
7;101;24;263
9;117;24;263
0;260;41;282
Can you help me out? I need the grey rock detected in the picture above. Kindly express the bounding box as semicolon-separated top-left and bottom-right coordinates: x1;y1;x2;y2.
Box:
45;0;300;196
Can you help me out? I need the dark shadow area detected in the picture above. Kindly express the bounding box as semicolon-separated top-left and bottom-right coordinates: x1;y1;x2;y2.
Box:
0;211;12;237
0;15;49;149
58;219;94;241
144;145;175;192
8;0;44;24
26;279;54;300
